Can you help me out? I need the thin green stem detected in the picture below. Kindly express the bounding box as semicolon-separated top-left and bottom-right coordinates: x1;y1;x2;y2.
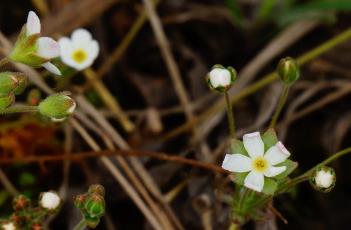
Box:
225;91;236;139
73;218;87;230
0;105;38;115
0;57;9;67
269;85;290;129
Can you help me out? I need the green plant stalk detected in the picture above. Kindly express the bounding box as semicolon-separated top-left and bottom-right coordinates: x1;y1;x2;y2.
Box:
268;85;290;129
0;105;38;115
0;57;9;67
225;91;236;139
73;218;87;230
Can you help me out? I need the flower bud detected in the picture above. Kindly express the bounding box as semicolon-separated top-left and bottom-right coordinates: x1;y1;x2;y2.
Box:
12;195;30;211
207;65;237;93
277;57;300;85
39;191;61;211
27;89;41;106
0;72;27;95
74;194;87;210
0;94;15;109
310;166;336;193
88;184;105;197
84;194;105;218
30;223;43;230
38;93;76;120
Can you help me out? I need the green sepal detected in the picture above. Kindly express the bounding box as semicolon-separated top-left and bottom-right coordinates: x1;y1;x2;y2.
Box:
262;128;278;151
230;172;248;186
230;139;248;156
261;178;278;195
85;215;100;228
274;159;298;180
0;94;15;109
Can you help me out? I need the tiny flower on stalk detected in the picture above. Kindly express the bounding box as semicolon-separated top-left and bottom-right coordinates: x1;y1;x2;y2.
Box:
207;65;237;93
38;92;76;122
39;191;61;211
222;132;291;192
10;11;61;75
310;166;336;193
58;29;99;71
277;57;300;85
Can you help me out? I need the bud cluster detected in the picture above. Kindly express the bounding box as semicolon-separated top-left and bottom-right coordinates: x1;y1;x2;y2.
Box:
74;184;106;228
0;72;28;109
0;191;61;230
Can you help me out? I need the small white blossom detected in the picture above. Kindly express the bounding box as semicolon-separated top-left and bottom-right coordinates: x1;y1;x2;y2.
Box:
209;68;232;88
58;29;99;71
314;167;335;189
26;11;61;75
1;222;16;230
222;132;290;192
40;191;61;210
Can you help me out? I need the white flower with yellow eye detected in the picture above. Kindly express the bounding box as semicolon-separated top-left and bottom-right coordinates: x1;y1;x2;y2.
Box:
222;132;291;192
1;222;16;230
58;29;99;71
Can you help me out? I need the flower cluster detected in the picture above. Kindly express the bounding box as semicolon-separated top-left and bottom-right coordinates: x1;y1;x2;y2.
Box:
74;184;106;228
0;192;61;230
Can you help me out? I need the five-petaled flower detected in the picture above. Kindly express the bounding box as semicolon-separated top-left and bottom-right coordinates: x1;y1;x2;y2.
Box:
222;132;291;192
10;11;61;75
58;29;99;71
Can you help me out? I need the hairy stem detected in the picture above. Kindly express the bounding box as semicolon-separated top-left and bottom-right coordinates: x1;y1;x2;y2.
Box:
269;85;290;129
0;105;38;115
225;91;236;139
73;218;86;230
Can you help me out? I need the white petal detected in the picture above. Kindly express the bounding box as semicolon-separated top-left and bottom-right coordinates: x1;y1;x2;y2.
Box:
209;68;231;88
221;154;252;172
37;37;60;59
264;141;290;165
42;62;61;75
244;171;264;192
264;166;286;177
315;170;334;188
243;132;264;159
58;37;74;56
26;11;41;36
86;40;100;59
72;28;92;46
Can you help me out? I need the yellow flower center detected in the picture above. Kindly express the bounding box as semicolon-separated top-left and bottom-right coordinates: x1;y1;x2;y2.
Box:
252;157;268;173
72;49;88;63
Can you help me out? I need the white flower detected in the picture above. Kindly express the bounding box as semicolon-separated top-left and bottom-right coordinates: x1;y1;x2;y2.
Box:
1;222;15;230
26;11;61;75
58;29;99;71
315;168;335;189
40;191;61;210
209;68;231;88
222;132;290;192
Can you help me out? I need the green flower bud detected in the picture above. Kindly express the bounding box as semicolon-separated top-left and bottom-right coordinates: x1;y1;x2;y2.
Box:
0;94;15;109
206;64;237;93
309;166;336;193
27;89;41;106
74;194;87;210
84;194;105;218
88;184;105;197
12;195;30;211
0;72;27;95
277;57;300;85
38;93;76;120
85;216;100;229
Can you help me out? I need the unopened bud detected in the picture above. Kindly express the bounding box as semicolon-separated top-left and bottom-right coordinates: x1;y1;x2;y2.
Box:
207;65;237;93
38;93;76;120
277;57;300;85
30;223;43;230
84;194;105;218
27;89;41;106
0;72;27;95
0;94;15;109
310;166;336;193
12;195;30;211
74;194;87;210
88;184;105;197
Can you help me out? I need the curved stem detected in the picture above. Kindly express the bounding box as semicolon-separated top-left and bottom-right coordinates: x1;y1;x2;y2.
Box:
0;105;38;115
73;219;87;230
0;57;9;67
269;85;290;129
225;91;236;139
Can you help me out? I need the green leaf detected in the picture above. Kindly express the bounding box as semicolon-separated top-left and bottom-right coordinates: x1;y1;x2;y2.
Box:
274;159;298;180
262;128;278;151
231;172;249;185
19;172;36;186
262;178;278;195
230;139;248;156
